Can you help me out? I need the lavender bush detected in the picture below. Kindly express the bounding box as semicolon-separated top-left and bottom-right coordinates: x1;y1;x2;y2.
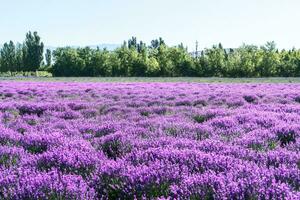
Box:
0;81;299;199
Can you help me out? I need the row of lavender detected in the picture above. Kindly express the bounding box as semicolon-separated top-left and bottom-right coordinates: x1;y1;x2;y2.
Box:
0;82;299;199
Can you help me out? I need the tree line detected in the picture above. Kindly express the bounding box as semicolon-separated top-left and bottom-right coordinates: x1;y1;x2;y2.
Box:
0;32;44;73
1;31;300;77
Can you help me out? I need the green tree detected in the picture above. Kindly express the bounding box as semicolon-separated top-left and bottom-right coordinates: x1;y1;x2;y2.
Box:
52;47;85;76
168;46;196;76
128;37;137;49
204;44;226;76
115;43;139;76
277;49;299;77
137;41;146;54
45;49;52;67
87;48;112;76
130;41;148;76
293;50;300;76
146;57;160;76
258;41;280;77
150;44;173;76
15;43;24;71
109;51;122;76
0;41;16;72
226;44;261;77
150;37;165;49
22;31;44;71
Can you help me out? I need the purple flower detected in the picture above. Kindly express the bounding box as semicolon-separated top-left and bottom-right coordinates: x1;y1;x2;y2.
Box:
0;82;299;199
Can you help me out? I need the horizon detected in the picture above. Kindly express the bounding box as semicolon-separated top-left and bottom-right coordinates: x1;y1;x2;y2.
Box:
1;0;300;51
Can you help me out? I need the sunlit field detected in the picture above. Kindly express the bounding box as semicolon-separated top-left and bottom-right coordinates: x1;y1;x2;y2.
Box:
0;81;299;199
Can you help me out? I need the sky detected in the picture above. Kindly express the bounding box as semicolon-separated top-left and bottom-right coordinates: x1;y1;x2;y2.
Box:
1;0;300;50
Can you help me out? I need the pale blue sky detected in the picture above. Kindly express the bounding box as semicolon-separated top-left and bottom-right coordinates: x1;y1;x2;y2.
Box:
1;0;300;50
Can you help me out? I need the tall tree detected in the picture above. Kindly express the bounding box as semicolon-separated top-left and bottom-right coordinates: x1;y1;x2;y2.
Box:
150;37;165;49
52;47;85;77
0;41;16;72
15;43;24;71
128;37;137;49
22;31;44;71
195;40;199;58
137;41;146;53
204;44;226;76
45;49;52;67
258;41;279;76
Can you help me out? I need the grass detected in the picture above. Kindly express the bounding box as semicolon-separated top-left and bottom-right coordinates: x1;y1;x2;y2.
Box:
0;77;300;83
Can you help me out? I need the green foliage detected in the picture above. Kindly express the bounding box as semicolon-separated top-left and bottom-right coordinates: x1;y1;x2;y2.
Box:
193;115;207;123
45;49;52;67
2;32;300;77
277;131;296;146
0;41;16;72
22;31;44;71
0;154;19;167
204;44;226;76
52;47;85;76
258;41;280;77
0;31;43;73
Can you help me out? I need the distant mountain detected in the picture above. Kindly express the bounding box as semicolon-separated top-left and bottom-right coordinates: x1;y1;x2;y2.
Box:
45;44;120;51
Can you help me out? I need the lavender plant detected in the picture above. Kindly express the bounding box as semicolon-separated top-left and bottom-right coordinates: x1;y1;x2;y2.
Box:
0;81;299;199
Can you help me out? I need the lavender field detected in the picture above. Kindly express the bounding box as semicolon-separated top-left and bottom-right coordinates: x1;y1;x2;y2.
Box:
0;81;300;199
